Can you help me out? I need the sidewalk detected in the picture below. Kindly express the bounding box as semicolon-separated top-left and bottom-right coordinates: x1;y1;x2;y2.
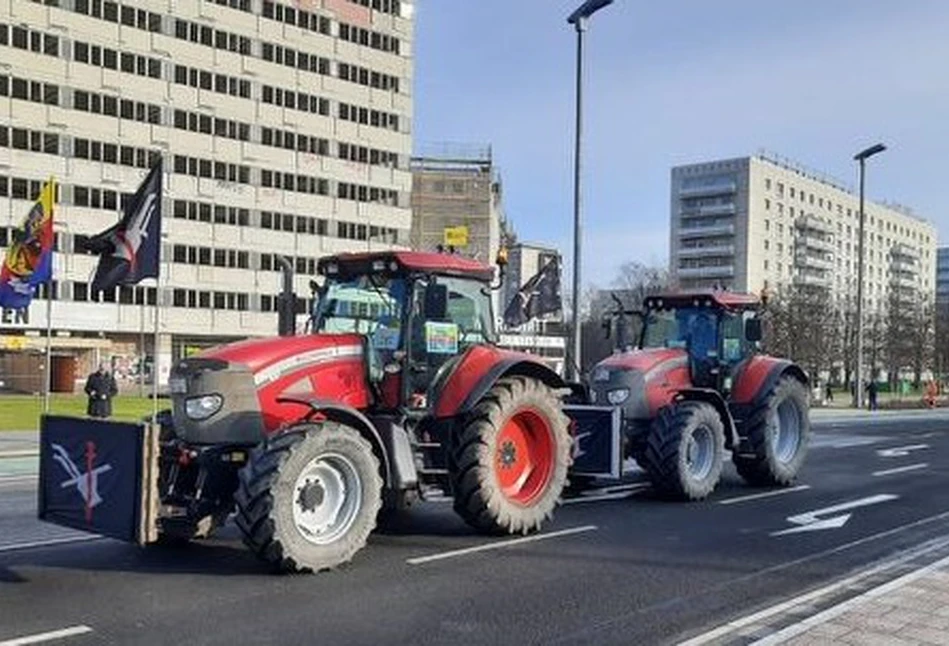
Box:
756;555;949;645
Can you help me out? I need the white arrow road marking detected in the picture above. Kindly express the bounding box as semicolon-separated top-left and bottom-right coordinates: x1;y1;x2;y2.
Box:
876;444;929;458
771;494;899;537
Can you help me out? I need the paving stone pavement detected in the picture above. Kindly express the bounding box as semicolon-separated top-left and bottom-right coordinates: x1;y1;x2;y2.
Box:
761;560;949;645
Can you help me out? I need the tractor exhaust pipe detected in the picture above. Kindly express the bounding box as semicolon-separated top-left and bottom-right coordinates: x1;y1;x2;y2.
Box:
276;256;297;337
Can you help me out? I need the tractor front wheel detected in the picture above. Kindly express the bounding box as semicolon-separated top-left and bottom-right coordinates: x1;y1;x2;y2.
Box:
642;401;725;501
234;423;382;573
450;376;572;535
733;376;810;487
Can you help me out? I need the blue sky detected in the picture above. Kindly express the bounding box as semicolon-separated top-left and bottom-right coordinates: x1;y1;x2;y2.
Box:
412;0;949;288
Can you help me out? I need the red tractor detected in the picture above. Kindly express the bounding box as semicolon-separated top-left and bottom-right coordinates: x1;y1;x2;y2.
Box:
577;291;811;500
126;250;575;572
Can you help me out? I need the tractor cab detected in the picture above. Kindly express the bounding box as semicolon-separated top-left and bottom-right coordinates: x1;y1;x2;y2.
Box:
312;251;500;410
637;292;763;390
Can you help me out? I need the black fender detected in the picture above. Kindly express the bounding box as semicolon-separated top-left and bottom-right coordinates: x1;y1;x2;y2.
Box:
672;388;738;450
276;397;394;489
457;359;568;415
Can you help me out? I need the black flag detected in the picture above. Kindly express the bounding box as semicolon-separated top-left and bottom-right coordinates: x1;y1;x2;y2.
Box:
85;160;162;294
504;256;562;328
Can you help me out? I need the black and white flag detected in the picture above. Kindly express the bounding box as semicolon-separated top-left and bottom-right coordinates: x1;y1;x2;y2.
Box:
503;256;562;328
84;160;162;294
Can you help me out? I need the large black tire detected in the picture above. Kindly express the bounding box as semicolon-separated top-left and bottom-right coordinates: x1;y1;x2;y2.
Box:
234;423;383;573
733;376;810;487
450;376;572;535
642;401;725;501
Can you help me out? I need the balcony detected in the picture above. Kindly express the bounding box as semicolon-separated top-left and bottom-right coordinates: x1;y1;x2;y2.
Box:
890;258;918;274
796;235;835;253
679;223;735;239
677;265;735;279
699;203;736;216
678;244;735;259
891;243;921;260
795;214;834;235
793;273;832;288
679;182;737;199
794;252;835;270
891;275;917;289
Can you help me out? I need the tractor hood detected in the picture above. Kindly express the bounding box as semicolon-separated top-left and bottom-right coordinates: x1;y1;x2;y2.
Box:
588;348;690;420
200;333;365;382
169;333;369;444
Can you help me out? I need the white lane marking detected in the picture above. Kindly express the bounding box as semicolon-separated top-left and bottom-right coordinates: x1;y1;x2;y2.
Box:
406;525;597;565
718;485;810;506
0;535;104;553
771;494;898;537
750;551;949;645
677;535;949;646
0;475;37;487
876;444;929;458
0;625;93;646
562;489;648;505
873;463;928;477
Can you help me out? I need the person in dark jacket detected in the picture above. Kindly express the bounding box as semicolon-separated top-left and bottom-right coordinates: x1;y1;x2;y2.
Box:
865;380;879;411
85;363;118;418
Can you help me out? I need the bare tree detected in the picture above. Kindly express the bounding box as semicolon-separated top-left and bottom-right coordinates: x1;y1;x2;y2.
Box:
763;283;836;379
936;301;949;382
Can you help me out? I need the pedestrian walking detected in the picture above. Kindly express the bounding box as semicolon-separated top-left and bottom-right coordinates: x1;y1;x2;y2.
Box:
865;380;878;411
85;362;118;419
825;382;833;402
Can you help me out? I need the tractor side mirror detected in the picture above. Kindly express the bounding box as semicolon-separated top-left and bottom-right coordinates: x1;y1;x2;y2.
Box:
424;283;449;321
745;317;763;342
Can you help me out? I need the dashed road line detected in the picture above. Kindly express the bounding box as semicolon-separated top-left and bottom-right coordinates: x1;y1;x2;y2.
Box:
0;625;92;646
0;535;103;554
406;525;597;565
872;463;928;477
717;485;810;506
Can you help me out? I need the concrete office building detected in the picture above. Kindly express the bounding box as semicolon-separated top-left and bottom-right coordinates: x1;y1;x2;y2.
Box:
669;153;938;311
0;0;413;391
410;145;506;265
938;247;949;306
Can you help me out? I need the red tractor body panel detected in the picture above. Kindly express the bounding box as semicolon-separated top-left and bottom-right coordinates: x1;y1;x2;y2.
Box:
432;345;562;418
597;348;691;417
201;333;370;433
730;355;795;405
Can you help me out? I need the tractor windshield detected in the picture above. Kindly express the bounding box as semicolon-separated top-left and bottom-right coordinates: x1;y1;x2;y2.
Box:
641;307;719;358
314;275;408;351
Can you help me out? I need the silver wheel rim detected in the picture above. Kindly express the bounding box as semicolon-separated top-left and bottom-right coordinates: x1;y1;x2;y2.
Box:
291;453;362;546
772;399;802;464
686;426;715;481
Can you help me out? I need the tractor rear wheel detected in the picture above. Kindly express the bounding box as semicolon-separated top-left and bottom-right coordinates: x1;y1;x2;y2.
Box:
450;376;572;535
642;401;725;501
733;376;810;487
234;422;382;573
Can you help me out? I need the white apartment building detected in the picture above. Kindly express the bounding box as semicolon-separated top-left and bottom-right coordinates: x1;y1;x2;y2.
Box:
0;0;413;390
669;153;938;311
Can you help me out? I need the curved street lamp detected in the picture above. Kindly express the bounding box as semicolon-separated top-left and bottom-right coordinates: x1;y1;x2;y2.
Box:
566;0;614;382
853;142;886;409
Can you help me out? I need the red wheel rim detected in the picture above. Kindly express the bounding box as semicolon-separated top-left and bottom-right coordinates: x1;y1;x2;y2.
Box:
495;409;555;505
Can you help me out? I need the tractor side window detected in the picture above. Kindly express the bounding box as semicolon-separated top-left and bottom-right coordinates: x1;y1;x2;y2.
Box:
721;312;745;363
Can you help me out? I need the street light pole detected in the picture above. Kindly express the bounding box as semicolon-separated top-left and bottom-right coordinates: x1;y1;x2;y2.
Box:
853;143;886;409
566;0;613;383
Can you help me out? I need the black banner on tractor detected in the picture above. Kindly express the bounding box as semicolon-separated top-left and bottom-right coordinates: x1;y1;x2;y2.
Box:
38;415;158;544
563;405;622;479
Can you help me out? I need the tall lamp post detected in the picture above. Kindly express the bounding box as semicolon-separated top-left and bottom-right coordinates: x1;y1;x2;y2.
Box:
566;0;613;382
853;143;886;409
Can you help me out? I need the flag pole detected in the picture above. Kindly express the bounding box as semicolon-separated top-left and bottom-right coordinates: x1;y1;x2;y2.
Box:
138;295;145;398
43;283;52;413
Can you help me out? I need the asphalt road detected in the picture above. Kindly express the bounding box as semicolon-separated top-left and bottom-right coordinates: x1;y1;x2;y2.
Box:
2;411;949;646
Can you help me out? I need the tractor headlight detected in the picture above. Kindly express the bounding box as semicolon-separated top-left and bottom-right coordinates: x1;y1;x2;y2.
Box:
185;394;223;421
607;388;630;405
